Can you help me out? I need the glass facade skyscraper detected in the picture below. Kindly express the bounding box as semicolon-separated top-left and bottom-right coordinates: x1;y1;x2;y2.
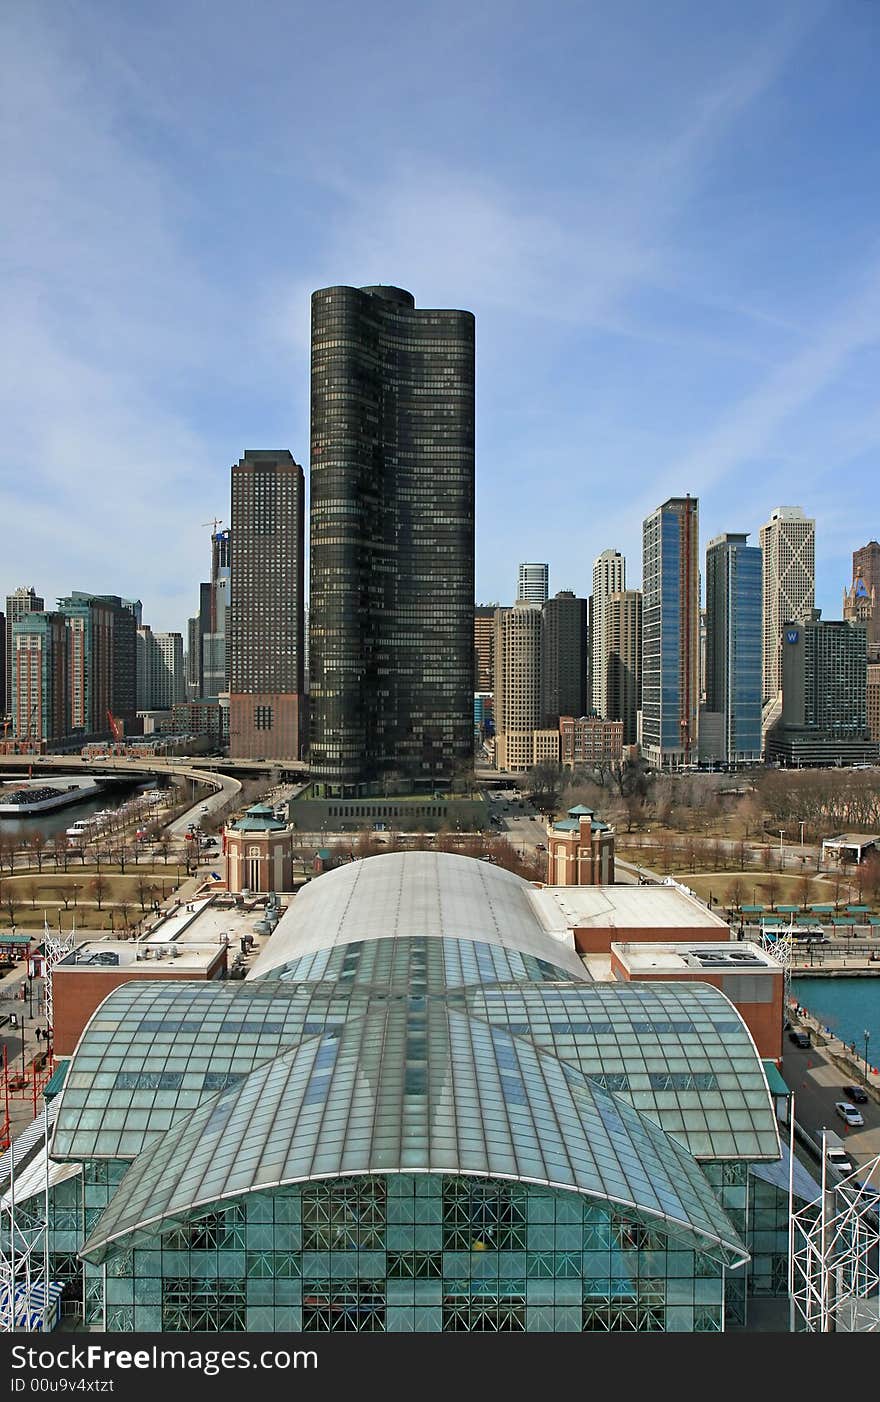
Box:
641;498;700;769
309;285;475;792
705;534;763;763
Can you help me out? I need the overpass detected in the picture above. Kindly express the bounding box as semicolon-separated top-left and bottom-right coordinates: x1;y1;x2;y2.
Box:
0;753;244;826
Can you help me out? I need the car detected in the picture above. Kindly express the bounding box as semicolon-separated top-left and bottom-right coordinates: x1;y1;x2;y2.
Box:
843;1085;869;1104
788;1030;811;1049
535;843;546;851
835;1101;865;1127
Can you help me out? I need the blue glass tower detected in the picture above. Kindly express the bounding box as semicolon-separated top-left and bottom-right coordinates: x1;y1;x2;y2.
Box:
705;534;763;763
641;497;700;769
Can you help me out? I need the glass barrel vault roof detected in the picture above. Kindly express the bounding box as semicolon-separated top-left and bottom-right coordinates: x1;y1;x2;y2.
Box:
79;1003;747;1269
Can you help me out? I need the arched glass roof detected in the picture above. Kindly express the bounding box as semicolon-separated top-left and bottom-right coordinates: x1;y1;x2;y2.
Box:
51;940;779;1163
246;851;587;981
80;1002;747;1270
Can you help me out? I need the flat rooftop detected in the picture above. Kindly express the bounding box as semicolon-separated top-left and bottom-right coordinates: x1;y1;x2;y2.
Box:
613;941;781;975
530;884;732;935
58;940;222;973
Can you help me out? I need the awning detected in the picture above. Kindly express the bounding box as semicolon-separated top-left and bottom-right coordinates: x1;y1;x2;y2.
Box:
1;1146;81;1210
0;1280;64;1331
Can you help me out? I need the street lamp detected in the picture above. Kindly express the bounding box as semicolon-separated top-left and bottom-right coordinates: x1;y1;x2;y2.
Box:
778;830;785;868
865;1030;871;1086
799;820;805;848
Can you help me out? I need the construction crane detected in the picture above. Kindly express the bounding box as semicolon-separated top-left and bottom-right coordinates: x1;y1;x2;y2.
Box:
202;518;225;534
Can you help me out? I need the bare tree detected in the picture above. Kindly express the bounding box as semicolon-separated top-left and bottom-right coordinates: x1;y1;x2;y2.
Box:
90;875;109;911
28;829;47;873
797;871;813;909
762;874;780;910
728;878;745;911
21;879;39;909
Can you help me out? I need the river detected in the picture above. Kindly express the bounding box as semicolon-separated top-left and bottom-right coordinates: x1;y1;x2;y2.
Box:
791;975;880;1071
0;780;146;839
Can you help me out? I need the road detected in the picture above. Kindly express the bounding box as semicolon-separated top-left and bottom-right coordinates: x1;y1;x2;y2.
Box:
783;1042;880;1184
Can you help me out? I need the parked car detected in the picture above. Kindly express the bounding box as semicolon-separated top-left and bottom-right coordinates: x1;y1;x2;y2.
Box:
788;1030;811;1049
843;1085;869;1104
835;1101;865;1127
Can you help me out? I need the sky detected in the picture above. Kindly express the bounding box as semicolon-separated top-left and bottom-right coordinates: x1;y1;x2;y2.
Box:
2;0;879;633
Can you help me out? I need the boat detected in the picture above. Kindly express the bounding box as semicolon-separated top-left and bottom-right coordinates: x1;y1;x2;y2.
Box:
0;783;100;817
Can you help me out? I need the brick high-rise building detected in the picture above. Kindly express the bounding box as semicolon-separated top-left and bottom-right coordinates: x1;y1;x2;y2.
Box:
5;587;44;723
309;285;475;791
541;591;588;726
11;611;69;744
849;539;879;661
229;450;305;760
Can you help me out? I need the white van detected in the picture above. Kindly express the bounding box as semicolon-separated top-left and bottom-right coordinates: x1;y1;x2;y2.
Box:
822;1128;855;1175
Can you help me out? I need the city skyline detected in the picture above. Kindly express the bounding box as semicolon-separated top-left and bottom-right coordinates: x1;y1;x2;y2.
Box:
3;3;880;633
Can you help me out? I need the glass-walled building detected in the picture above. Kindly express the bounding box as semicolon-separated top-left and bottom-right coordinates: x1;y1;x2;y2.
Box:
641;498;700;769
26;852;805;1332
705;533;763;763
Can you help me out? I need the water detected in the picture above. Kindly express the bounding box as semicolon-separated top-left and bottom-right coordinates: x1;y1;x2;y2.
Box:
0;781;143;838
791;976;880;1069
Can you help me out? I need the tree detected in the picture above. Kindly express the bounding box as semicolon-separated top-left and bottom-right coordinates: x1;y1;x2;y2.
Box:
156;834;172;865
28;829;47;873
797;871;813;909
21;879;39;910
90;875;109;911
762;874;780;910
728;878;745;911
117;900;132;932
51;833;70;873
5;894;16;926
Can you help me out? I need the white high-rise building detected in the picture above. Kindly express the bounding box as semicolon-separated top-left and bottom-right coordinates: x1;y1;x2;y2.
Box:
136;627;185;710
759;507;815;702
517;563;549;607
590;550;625;717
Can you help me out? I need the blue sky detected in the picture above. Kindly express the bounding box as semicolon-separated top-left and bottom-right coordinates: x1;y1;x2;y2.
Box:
2;0;879;632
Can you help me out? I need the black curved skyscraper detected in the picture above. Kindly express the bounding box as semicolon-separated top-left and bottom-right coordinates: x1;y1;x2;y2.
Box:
309;285;475;792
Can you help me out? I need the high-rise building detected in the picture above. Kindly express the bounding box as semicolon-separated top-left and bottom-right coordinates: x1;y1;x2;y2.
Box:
0;612;5;718
604;590;642;746
473;605;497;695
137;626;185;710
229;450;305;760
11;611;68;744
589;550;625;718
867;662;880;745
202;528;232;700
704;534;762;764
309;284;475;790
55;593;137;736
185;616;201;702
541;590;588;726
847;540;879;662
517;563;549;607
759;507;815;702
493;604;543;772
5;587;44;722
766;611;878;766
641;498;700;770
